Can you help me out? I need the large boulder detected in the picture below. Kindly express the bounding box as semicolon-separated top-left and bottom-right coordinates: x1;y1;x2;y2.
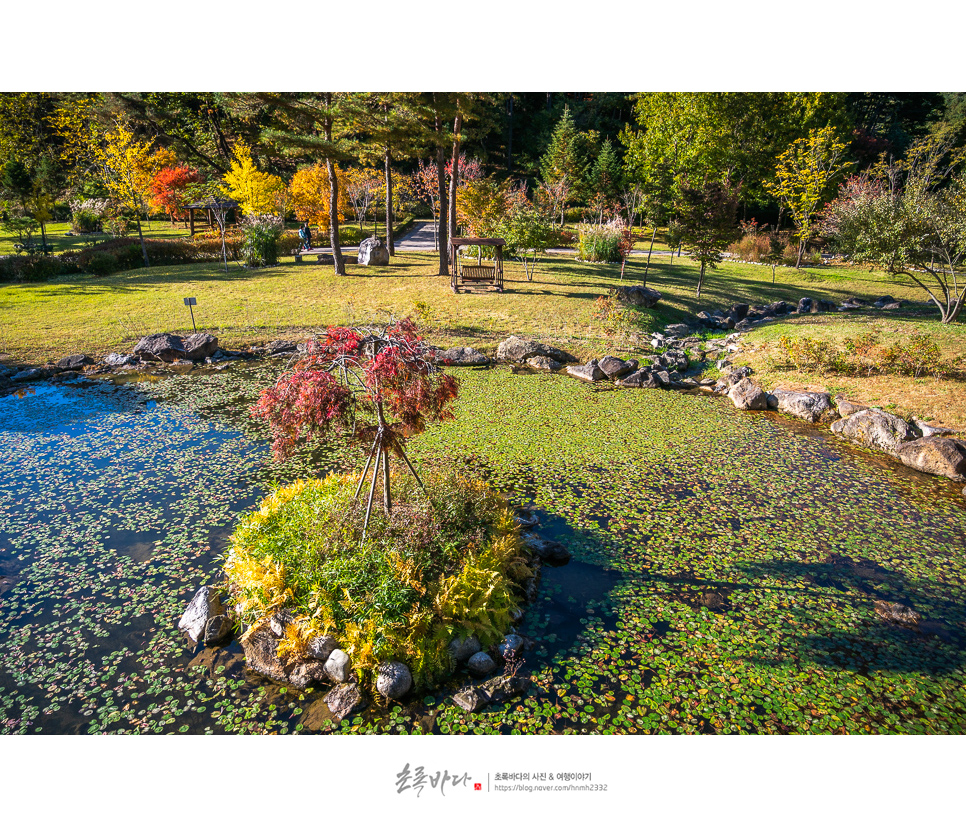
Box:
239;619;288;681
325;683;364;721
526;355;562;372
728;377;769;411
597;355;638;380
911;417;957;438
452;685;489;713
763;300;794;317
713;366;754;394
12;368;46;383
728;303;749;323
307;634;339;662
467;651;497;677
496;335;576;365
664;323;691;338
769;389;835;423
498;634;525;660
203;615;234;646
287;659;329;689
830;408;916;455
134;333;186;362
521;533;571;566
452;673;530;713
104;353;136;367
663;349;689;372
834;393;866;418
448;635;482;664
615;368;659;389
324;648;352;683
613;285;662;308
357;236;390;266
182;332;219;361
896;437;966;482
438;346;490;366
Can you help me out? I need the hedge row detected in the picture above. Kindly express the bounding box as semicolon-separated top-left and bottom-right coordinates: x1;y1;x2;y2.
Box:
0;231;304;282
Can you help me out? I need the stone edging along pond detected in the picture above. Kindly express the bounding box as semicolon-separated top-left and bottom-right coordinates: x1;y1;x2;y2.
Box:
439;290;965;497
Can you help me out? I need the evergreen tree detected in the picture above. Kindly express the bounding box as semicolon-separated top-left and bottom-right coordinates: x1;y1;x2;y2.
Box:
589;138;621;203
539;104;580;185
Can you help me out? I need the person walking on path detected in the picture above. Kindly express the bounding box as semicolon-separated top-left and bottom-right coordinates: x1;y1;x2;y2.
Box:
304;223;313;251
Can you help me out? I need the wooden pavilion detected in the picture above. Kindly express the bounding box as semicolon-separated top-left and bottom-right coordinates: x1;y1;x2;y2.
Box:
448;236;506;293
185;198;239;236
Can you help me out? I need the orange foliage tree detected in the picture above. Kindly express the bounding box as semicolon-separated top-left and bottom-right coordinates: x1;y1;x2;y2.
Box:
148;165;201;222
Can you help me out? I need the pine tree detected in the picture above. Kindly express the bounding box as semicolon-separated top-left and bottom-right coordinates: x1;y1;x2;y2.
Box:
539;104;580;185
589;138;621;202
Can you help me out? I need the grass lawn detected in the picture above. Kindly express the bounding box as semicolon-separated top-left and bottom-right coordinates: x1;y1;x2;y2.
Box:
2;248;964;426
0;220;192;257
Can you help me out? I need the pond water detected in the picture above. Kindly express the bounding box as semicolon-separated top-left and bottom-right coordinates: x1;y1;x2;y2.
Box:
1;363;965;734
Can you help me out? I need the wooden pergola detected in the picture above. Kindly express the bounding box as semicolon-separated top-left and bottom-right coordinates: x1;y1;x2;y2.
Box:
448;237;506;293
185;198;239;236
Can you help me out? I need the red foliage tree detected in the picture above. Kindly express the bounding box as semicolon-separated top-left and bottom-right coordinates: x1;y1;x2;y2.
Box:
252;319;459;537
148;165;201;222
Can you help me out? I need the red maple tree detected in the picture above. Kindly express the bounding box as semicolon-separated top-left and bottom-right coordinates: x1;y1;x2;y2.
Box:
252;319;459;536
148;165;201;221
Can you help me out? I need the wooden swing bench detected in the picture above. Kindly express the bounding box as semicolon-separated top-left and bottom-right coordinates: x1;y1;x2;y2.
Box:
449;236;506;293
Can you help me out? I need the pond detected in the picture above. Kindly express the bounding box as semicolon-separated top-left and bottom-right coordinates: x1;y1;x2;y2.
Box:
1;362;965;734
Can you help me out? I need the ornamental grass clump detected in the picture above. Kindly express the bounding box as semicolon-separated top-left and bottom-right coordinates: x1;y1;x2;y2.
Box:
240;213;284;267
224;469;529;693
577;217;625;263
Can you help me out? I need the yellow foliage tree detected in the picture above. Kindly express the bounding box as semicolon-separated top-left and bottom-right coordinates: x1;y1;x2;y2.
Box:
223;142;286;216
767;126;850;269
93;123;155;266
289;163;350;230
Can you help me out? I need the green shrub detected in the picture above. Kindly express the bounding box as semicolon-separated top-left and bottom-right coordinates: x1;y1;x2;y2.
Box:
224;468;528;693
0;254;67;283
84;252;119;276
777;330;952;379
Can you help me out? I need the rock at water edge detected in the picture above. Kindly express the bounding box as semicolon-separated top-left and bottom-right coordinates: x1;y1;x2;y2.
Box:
324;648;352;683
376;662;413;700
448;635;482;664
770;389;835;423
830;409;915;455
325;683;364;721
467;651;497;677
728;377;769;411
896;437;966;482
178;586;226;643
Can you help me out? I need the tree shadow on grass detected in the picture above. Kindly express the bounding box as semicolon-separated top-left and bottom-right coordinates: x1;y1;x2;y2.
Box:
10;265;259;298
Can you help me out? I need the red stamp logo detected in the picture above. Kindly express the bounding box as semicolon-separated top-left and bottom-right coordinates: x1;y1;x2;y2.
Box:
474;783;482;791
